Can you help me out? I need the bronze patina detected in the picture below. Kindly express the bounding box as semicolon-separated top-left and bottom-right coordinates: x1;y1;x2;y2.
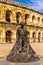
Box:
7;22;39;62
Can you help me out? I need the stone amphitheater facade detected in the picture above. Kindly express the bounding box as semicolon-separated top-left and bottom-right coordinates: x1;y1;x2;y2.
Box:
0;0;43;43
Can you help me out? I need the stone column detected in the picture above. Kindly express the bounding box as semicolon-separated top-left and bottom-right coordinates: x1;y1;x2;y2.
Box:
0;31;4;43
39;18;42;26
11;11;16;23
29;31;33;43
11;30;16;43
21;14;25;23
29;16;32;24
0;31;2;43
10;14;12;23
34;18;37;25
36;32;38;42
2;30;5;43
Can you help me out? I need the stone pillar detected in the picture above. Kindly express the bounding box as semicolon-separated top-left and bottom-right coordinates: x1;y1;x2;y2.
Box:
20;14;25;23
36;32;38;42
2;30;5;43
29;31;33;43
27;17;30;25
0;31;2;43
10;10;16;23
39;19;42;26
34;19;37;25
0;31;4;43
10;14;12;23
11;30;16;43
29;16;32;24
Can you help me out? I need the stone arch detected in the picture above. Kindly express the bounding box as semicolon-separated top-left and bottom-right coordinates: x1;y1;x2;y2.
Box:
6;10;12;22
32;15;36;23
6;30;12;43
16;12;21;23
42;19;43;22
32;32;36;42
37;17;40;22
25;13;29;24
38;32;41;42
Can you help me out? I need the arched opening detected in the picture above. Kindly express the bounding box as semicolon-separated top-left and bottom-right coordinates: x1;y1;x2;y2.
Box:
6;30;12;43
6;0;7;1
25;14;29;24
37;17;40;22
32;15;36;23
33;32;36;42
42;19;43;22
6;10;12;22
38;32;41;42
16;12;21;23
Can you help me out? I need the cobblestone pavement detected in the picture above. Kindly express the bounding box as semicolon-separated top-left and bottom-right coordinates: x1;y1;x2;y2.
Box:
0;57;43;65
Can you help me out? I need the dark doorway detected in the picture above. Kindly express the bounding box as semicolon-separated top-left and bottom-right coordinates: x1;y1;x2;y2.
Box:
25;14;29;24
38;32;40;42
16;12;21;23
6;31;12;43
33;32;36;42
6;10;12;22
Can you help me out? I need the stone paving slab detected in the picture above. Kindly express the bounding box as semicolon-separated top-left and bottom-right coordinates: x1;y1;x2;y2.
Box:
0;57;43;65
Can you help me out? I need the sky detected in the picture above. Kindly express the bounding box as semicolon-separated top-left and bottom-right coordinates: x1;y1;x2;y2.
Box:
13;0;43;13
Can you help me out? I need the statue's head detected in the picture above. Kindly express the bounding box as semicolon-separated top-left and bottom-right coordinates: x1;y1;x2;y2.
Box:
20;22;25;28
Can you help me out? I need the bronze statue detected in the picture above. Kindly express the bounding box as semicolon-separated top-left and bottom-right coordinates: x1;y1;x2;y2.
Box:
7;22;39;62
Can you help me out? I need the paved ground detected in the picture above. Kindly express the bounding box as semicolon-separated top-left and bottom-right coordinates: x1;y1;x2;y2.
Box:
0;43;43;57
0;43;43;65
0;57;43;65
